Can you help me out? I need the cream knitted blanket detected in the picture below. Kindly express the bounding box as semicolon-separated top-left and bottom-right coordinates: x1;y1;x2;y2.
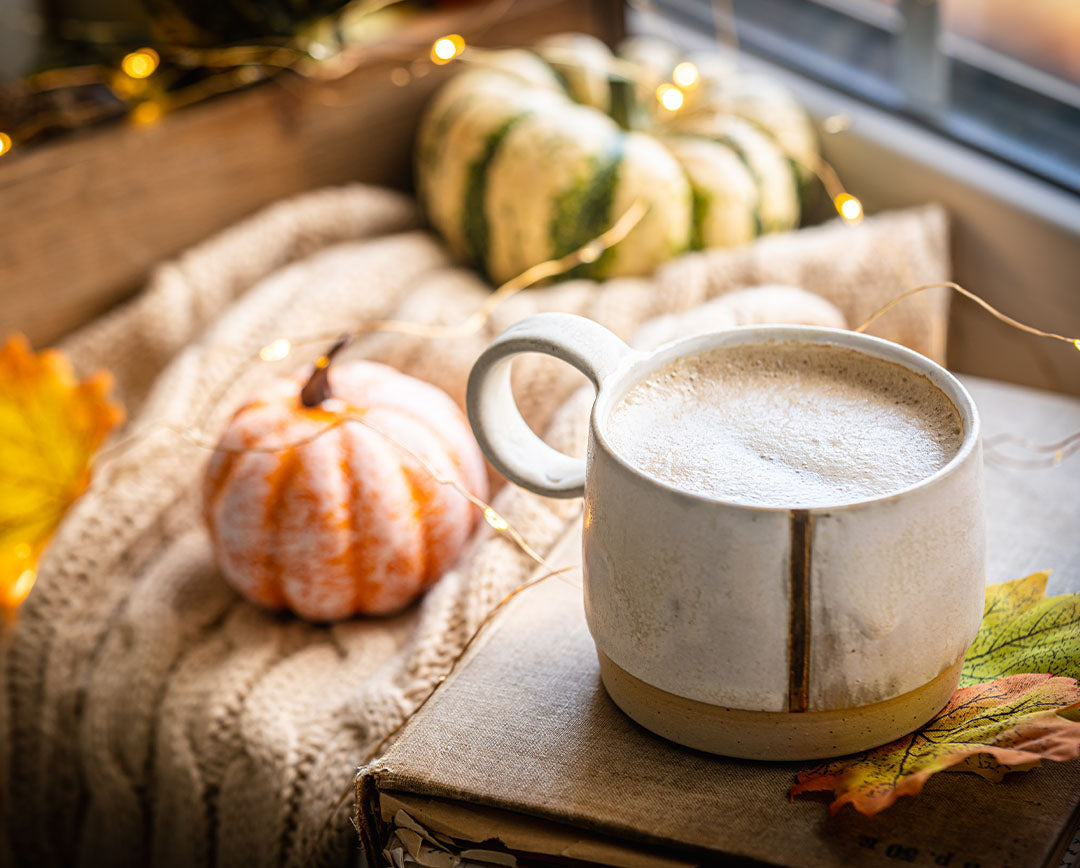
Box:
0;186;949;868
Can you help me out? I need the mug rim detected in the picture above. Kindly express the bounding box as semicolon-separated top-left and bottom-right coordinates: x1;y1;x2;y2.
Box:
590;324;982;514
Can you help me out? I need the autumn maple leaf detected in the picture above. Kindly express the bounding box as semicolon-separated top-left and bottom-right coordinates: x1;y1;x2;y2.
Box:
791;674;1080;816
0;334;123;612
791;574;1080;816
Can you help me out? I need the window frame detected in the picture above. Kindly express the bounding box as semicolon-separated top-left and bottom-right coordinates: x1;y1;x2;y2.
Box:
654;0;1080;194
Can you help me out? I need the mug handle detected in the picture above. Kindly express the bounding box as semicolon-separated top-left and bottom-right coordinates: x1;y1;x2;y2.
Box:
467;313;635;498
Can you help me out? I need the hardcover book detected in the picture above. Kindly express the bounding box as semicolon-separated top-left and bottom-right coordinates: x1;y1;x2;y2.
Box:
356;526;1080;868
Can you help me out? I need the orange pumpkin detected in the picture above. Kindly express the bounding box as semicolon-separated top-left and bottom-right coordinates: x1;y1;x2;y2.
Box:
203;358;488;620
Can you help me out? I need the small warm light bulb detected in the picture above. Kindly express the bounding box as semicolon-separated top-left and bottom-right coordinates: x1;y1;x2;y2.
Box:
431;34;465;65
579;242;602;264
822;113;851;134
259;338;292;362
1074;338;1080;353
672;61;699;89
121;47;160;80
0;132;11;156
390;67;411;87
484;507;509;531
131;101;163;125
6;568;36;608
656;83;685;112
835;193;863;223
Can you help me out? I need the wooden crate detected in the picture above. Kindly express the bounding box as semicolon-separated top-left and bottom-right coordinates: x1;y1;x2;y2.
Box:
0;0;624;346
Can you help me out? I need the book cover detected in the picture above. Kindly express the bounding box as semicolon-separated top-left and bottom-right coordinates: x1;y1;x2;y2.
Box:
356;527;1080;868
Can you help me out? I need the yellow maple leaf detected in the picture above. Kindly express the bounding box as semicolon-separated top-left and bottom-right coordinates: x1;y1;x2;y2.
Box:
790;674;1080;816
0;335;123;612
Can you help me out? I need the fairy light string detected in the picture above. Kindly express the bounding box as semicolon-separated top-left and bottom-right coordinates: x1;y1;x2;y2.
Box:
77;199;648;583
3;0;864;244
177;414;551;567
1;0;493;151
798;116;1077;363
252;197;647;352
855;283;1079;469
984;431;1080;469
514;35;866;227
855;280;1080;349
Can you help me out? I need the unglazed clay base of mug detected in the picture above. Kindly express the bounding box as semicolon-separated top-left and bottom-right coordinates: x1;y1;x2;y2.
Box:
598;652;963;760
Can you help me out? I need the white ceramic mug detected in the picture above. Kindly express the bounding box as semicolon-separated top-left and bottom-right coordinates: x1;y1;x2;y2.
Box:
467;313;985;759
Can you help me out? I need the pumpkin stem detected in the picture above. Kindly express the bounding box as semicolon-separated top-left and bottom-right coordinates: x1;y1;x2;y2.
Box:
300;334;353;408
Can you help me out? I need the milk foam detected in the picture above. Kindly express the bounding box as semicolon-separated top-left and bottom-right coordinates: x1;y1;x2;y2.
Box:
605;342;964;508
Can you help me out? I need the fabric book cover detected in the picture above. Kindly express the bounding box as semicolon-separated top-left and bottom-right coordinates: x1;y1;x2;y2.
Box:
356;527;1080;868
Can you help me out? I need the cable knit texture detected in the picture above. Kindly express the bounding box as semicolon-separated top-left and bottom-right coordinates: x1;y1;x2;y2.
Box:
0;185;949;868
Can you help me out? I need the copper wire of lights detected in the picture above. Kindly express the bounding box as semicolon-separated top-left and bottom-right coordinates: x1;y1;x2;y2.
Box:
984;431;1080;468
179;413;552;567
856;281;1080;350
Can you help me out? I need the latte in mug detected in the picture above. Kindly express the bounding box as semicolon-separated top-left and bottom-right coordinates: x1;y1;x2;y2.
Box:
605;342;964;508
468;315;985;759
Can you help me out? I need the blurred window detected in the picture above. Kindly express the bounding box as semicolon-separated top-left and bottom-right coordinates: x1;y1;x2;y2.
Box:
657;0;1080;193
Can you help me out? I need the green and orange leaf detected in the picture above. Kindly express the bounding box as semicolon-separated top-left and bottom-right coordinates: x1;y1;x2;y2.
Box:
0;334;123;612
791;575;1080;816
791;674;1080;816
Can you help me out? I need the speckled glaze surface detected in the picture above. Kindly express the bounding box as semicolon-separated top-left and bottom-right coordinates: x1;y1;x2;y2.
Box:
467;314;986;756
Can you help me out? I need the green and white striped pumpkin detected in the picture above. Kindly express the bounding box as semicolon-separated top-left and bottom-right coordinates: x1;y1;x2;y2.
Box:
415;33;818;285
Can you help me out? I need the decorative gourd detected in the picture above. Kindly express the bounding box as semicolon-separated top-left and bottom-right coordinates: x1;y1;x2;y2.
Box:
203;352;488;621
415;33;818;284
